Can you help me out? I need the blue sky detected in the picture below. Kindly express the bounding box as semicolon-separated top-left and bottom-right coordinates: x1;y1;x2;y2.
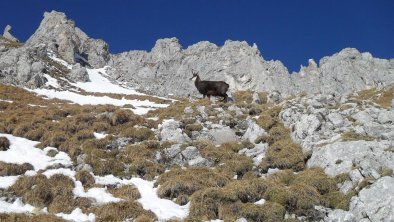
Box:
0;0;393;72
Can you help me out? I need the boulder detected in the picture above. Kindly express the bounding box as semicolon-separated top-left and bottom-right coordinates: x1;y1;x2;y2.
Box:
199;126;237;145
377;110;394;124
252;92;261;104
327;112;344;126
241;119;266;143
268;90;282;103
307;140;394;177
159;119;191;143
294;114;321;140
352;111;373;125
324;209;356;222
69;63;89;82
239;143;268;165
350;176;394;221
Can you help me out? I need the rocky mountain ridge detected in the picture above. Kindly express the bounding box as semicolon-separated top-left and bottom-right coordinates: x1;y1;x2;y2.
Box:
1;10;394;98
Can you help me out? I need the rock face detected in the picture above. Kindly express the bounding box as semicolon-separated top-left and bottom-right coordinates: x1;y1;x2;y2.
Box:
26;11;109;68
308;140;394;177
350;176;394;221
3;25;19;42
1;10;394;97
109;39;394;97
159;119;191;143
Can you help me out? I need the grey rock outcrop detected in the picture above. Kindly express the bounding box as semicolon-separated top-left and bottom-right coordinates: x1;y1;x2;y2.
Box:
3;25;19;42
69;63;89;82
241;119;266;143
26;11;109;68
307;140;394;177
350;176;394;221
1;10;394;98
198;125;237;145
109;38;394;97
158;144;212;167
0;44;47;88
159;119;191;143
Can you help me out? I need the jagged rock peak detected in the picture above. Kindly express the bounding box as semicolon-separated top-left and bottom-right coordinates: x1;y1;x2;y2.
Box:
26;10;109;68
2;25;19;42
151;37;183;60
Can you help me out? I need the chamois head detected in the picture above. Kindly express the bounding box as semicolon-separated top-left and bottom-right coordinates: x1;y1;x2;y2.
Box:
190;69;199;81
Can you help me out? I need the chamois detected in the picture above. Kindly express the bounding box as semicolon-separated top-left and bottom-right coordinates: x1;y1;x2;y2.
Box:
190;70;229;102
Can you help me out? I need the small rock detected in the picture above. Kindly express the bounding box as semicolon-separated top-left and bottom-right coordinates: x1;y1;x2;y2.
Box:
324;209;356;222
377;110;394;124
200;126;237;145
235;218;248;222
241;119;266;143
0;137;11;151
252;92;261;104
352;111;374;125
188;157;212;167
181;146;200;160
294;114;321;140
268;90;281;103
163;144;182;159
328;112;344;126
160;119;191;143
184;106;193;114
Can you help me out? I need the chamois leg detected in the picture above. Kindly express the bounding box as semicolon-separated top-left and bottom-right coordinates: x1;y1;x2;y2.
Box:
220;94;228;103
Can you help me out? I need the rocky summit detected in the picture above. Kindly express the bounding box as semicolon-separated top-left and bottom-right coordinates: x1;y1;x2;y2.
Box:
1;10;394;97
0;10;393;222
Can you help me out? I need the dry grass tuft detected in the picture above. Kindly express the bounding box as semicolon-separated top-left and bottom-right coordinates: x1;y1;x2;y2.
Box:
341;130;376;141
234;90;253;105
354;85;394;108
0;136;10;151
0;213;67;222
188;187;238;221
91;201;156;222
109;185;141;201
240;202;286;222
293;168;336;194
0;162;33;176
265;138;305;171
156;167;231;199
76;170;95;188
7;173;80;213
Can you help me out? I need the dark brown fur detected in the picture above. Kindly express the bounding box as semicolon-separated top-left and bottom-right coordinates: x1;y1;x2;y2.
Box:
190;70;229;102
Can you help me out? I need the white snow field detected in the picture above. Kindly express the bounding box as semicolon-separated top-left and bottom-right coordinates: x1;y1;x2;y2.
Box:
93;174;190;221
56;208;96;222
32;54;170;115
70;66;145;96
0;133;190;221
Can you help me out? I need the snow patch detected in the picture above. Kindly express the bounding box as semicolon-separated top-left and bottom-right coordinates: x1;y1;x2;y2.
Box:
93;175;189;220
43;74;60;88
71;67;146;96
0;176;20;189
32;89;168;115
0;133;72;170
0;99;13;103
255;198;266;205
131;178;189;221
93;132;107;139
43;168;121;204
47;51;73;69
0;198;35;214
56;208;95;222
